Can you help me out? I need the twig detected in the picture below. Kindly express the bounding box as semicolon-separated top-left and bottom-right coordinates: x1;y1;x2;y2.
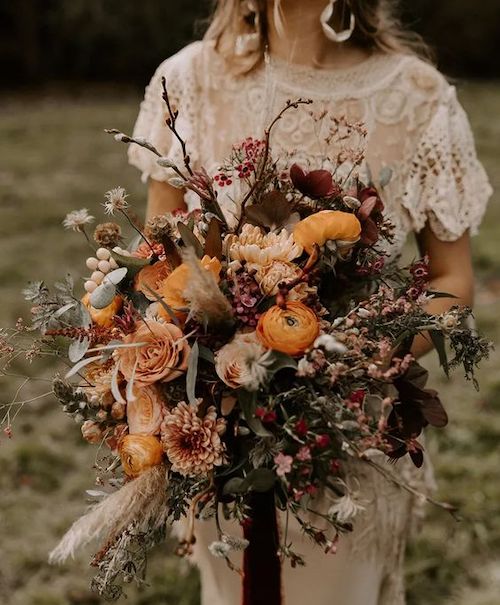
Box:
360;455;461;520
161;77;194;178
234;98;313;234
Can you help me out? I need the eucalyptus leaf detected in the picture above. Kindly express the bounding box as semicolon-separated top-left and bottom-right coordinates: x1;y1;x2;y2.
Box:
53;302;77;318
68;337;90;363
105;267;128;285
379;166;393;188
89;282;117;309
65;354;104;379
428;291;459;300
111;251;151;278
76;302;92;329
186;341;199;406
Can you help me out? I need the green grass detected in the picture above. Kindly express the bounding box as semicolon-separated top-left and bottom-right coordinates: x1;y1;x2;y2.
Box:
0;82;499;605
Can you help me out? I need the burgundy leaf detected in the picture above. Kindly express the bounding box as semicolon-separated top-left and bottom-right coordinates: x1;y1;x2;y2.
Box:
409;446;424;468
420;392;449;428
357;196;379;221
360;218;379;246
290;164;339;199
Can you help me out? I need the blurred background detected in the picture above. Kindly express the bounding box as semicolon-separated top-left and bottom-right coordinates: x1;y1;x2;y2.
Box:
0;1;499;604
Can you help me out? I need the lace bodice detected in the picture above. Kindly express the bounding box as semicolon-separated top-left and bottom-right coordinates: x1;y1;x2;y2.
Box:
129;41;492;257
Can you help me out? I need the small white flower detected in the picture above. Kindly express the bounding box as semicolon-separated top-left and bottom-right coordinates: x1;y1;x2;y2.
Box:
63;208;95;232
296;357;316;377
437;311;460;332
314;334;348;355
208;541;231;558
103;187;129;215
327;482;366;524
356;308;371;319
222;535;249;551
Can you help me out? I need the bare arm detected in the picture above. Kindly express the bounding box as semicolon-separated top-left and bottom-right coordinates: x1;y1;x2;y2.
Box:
147;179;187;221
412;225;474;358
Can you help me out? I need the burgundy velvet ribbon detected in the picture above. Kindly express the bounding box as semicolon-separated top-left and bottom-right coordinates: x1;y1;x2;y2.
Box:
242;491;282;605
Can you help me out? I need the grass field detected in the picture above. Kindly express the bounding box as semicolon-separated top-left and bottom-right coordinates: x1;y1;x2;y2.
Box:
0;81;499;605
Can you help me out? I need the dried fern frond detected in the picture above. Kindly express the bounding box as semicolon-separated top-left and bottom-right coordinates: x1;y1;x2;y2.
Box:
49;465;168;564
182;247;234;329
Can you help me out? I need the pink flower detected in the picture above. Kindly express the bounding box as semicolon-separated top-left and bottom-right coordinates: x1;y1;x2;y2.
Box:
293;488;305;502
274;452;294;477
296;446;312;462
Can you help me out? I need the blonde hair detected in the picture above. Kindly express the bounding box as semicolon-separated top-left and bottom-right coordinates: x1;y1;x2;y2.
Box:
205;0;431;74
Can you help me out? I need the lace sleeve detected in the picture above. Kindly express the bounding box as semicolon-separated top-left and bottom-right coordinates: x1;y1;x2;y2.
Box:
402;85;493;241
128;43;202;183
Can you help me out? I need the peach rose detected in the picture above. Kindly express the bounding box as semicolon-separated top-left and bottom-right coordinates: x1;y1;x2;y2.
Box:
117;320;190;388
256;301;320;357
157;255;222;321
134;260;172;301
119;434;164;478
127;385;164;435
293;210;361;254
82;293;122;328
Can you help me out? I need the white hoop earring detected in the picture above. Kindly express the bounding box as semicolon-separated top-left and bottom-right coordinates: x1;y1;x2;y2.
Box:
235;0;262;56
321;0;356;43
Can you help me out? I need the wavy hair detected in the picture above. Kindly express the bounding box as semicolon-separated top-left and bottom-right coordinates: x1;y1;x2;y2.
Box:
205;0;431;74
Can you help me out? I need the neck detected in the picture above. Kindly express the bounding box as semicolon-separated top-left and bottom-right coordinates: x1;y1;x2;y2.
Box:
266;1;371;69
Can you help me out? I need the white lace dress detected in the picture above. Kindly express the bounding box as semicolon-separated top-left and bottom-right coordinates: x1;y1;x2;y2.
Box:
128;41;492;605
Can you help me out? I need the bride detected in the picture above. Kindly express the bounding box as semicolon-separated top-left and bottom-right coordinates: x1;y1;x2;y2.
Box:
128;1;492;603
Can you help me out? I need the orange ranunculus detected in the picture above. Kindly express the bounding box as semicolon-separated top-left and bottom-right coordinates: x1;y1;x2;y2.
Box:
119;434;164;478
117;320;190;388
134;260;172;301
293;210;361;254
157;255;222;321
82;293;122;328
127;385;164;436
256;301;320;357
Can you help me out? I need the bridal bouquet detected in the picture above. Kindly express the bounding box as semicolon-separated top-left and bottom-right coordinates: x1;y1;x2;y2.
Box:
2;88;490;601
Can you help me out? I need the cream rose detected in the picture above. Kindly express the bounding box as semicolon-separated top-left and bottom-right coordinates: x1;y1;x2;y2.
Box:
215;331;270;391
256;260;315;301
225;224;303;269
